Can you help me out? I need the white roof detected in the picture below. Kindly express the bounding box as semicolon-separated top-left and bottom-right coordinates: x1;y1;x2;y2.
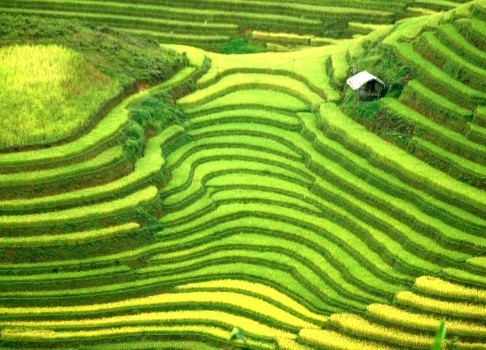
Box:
346;71;385;91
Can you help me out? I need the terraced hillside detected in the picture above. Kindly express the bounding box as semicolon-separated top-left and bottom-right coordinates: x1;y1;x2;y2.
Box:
0;1;485;350
0;0;471;50
333;0;486;188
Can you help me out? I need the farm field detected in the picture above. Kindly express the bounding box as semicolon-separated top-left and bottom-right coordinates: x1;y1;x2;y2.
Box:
0;1;485;350
0;0;472;50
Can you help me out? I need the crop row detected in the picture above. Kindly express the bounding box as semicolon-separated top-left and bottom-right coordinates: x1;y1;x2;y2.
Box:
159;148;464;274
393;42;486;110
115;28;230;48
299;328;393;350
252;31;314;45
174;100;482;256
304;115;482;249
454;18;486;52
412;138;485;187
308;112;484;235
0;222;139;247
185;89;310;115
0;7;238;34
175;279;327;324
0;290;318;332
414;31;485;92
319;103;486;218
144;246;369;313
0;265;132;289
159;180;429;280
0;105;129;169
467;256;486;270
298;272;485;349
173;74;484;243
413;276;486;302
0;323;273;349
435;23;486;69
156;207;401;302
442;267;486;288
87;340;221;350
367;303;486;337
467;123;486;144
0;186;158;228
380;98;486;166
0;146;124;189
329;313;434;349
187;107;302;132
0;126;183;213
400;79;473;134
178;73;324;111
109;0;408;13
396;291;486;320
8;0;321;29
0;257;328;314
156;120;468;270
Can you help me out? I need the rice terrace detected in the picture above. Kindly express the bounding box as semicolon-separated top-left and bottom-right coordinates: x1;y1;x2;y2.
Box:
0;0;485;349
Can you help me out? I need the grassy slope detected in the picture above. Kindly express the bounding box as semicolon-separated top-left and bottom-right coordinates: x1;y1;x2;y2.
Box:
0;44;120;149
0;14;186;150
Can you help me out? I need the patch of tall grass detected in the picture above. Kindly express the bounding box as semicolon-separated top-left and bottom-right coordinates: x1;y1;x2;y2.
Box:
0;44;120;149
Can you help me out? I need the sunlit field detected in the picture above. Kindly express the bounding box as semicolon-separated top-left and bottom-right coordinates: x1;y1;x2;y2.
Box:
0;44;120;149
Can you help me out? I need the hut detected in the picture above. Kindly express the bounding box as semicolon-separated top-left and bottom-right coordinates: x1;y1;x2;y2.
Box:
346;71;386;101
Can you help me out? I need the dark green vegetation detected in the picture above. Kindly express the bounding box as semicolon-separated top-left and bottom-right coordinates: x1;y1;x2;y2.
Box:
220;36;266;54
0;1;485;350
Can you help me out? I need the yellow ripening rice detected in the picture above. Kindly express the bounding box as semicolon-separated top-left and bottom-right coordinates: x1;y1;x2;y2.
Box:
367;304;486;337
176;279;327;324
396;291;486;320
414;276;486;302
299;329;394;350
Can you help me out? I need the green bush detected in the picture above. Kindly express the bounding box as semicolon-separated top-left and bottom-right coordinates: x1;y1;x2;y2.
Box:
220;36;265;54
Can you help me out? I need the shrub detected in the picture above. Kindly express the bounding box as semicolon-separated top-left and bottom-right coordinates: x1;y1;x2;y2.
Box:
220;36;266;54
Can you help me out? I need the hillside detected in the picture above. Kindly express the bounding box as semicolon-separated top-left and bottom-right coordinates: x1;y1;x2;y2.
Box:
0;15;187;151
0;1;485;350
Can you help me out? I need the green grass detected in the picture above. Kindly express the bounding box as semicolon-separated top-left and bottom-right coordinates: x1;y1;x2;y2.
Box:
0;44;120;149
